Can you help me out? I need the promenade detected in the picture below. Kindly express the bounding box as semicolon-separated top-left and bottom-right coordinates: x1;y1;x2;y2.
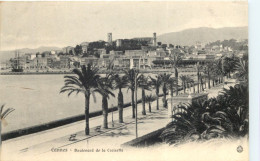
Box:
1;80;235;161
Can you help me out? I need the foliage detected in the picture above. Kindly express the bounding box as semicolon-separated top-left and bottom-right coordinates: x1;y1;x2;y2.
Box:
113;74;128;90
97;73;115;99
179;75;188;93
74;45;83;55
167;77;178;96
145;95;156;103
60;64;101;135
205;39;248;51
0;104;15;147
0;104;15;120
113;74;129;123
138;74;151;115
97;73;115;128
160;83;249;145
60;64;100;97
234;58;248;81
145;94;156;113
149;74;162;110
123;69;140;118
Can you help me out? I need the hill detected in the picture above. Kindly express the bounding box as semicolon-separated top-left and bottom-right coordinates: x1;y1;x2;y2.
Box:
157;27;248;46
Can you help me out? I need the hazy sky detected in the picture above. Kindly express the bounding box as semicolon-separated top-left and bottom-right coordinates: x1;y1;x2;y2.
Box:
0;1;248;51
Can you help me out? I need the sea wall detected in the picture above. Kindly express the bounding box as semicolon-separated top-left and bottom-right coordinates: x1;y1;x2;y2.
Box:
121;128;165;147
1;94;164;141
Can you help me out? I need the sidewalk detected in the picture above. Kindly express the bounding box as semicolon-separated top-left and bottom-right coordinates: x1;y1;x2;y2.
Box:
1;79;235;161
2;99;168;160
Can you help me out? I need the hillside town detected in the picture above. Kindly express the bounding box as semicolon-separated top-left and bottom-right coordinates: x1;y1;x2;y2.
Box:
0;1;251;161
1;33;248;72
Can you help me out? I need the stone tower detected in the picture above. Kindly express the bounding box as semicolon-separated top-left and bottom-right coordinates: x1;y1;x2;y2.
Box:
153;33;157;46
116;39;122;47
107;33;112;45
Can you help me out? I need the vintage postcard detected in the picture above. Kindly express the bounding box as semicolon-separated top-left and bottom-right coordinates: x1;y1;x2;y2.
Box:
0;1;248;161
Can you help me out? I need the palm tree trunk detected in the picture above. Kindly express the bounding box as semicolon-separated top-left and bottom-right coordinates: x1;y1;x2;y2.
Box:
102;96;108;129
183;82;185;94
85;94;90;135
175;68;178;96
0;119;2;150
170;87;174;97
200;77;204;91
131;89;135;118
163;84;167;108
156;89;159;110
149;102;152;112
197;72;200;93
142;88;146;115
208;72;210;89
118;89;124;123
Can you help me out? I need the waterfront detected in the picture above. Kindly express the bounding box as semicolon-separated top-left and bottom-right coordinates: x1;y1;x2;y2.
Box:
0;74;160;133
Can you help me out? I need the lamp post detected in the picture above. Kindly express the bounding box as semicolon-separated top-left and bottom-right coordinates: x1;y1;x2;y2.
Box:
221;57;225;89
111;104;114;127
135;69;138;138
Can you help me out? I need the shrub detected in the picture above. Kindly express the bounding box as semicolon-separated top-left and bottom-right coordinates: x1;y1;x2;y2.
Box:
160;83;248;145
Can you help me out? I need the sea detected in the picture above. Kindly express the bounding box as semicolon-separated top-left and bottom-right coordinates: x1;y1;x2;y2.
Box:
0;74;158;133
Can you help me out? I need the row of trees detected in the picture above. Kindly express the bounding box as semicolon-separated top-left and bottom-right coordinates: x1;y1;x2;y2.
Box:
177;54;247;94
60;52;247;135
60;64;182;135
160;53;249;145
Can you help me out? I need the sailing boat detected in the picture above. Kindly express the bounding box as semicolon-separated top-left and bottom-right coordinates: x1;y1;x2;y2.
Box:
12;51;23;72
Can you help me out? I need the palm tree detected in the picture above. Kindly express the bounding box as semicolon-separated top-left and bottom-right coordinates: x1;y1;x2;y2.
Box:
0;104;15;148
169;53;182;96
195;62;201;93
160;73;172;108
212;61;222;85
137;74;151;115
160;83;249;146
203;61;214;89
216;56;226;84
185;76;194;93
187;77;196;93
145;95;156;113
222;55;238;79
60;64;100;135
179;75;187;94
167;77;178;97
199;73;206;91
124;69;139;118
98;73;115;129
149;74;162;110
234;58;248;82
113;74;128;123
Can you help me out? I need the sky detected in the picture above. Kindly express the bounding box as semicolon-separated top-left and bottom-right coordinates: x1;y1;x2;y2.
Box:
0;1;248;51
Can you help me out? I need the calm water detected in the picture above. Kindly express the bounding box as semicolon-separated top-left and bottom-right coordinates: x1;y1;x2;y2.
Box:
0;74;157;133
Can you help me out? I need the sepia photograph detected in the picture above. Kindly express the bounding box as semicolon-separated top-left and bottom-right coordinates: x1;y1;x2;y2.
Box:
0;1;249;161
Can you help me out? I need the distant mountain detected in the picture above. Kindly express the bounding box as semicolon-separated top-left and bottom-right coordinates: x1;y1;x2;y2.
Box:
0;46;62;62
157;27;248;46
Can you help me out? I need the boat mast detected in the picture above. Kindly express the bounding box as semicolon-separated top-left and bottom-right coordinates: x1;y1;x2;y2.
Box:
17;51;19;69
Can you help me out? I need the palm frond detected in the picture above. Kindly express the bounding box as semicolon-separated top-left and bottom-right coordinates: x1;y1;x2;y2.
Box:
0;104;5;116
1;106;15;119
